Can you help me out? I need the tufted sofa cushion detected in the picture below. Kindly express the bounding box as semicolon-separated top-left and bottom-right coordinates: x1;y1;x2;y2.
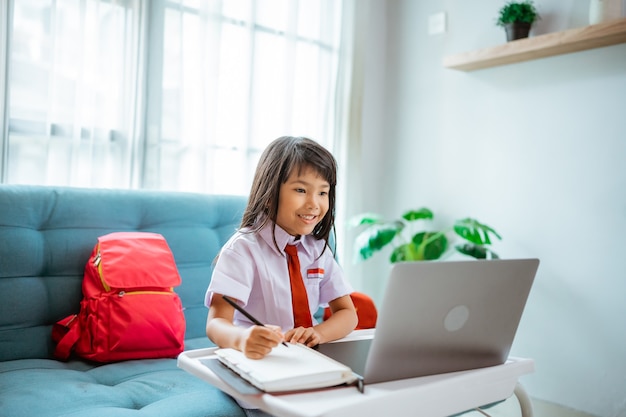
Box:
0;358;245;417
0;185;248;416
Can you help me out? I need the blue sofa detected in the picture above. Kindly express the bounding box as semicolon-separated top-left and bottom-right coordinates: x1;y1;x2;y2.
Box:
0;185;248;417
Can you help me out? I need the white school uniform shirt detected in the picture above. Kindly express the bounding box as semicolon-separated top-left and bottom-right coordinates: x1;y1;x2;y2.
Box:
205;222;353;331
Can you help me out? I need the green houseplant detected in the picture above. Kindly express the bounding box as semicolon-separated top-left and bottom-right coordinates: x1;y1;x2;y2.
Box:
351;208;502;263
496;1;540;41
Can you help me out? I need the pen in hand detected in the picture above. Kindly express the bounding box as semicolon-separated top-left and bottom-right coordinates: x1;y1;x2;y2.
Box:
222;295;289;347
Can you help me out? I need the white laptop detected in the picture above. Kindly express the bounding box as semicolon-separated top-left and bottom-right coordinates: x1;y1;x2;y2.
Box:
317;258;539;384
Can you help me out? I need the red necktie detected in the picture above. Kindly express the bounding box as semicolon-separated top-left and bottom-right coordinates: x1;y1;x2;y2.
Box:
285;244;313;328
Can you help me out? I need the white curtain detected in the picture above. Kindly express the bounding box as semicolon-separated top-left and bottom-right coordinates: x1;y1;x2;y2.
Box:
0;2;9;180
332;0;368;272
2;0;347;196
143;0;344;194
5;0;145;188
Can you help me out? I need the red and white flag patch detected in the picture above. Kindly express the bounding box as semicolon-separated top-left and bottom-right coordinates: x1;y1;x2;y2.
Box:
307;268;324;279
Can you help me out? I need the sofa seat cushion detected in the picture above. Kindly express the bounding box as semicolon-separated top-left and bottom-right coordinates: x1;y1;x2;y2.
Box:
0;358;245;417
184;336;217;351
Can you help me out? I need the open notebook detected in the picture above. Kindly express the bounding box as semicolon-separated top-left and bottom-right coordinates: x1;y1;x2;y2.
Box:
213;343;357;392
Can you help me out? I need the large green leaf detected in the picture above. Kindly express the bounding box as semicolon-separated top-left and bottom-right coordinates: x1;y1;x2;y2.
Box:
453;218;502;245
401;208;433;222
354;221;404;261
412;231;448;260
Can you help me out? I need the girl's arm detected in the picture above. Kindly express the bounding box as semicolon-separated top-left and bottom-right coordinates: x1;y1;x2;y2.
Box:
206;294;285;359
315;294;358;342
285;294;358;346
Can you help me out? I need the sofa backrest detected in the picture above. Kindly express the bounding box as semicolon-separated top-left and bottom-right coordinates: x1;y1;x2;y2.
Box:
0;185;247;361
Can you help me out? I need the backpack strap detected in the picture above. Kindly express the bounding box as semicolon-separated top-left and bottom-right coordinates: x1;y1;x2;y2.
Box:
52;315;81;361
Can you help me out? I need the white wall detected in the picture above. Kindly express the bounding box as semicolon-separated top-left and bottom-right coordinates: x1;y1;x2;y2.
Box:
350;1;626;416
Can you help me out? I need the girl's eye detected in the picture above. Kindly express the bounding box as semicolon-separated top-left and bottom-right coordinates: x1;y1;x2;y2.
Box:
319;191;328;196
295;188;306;193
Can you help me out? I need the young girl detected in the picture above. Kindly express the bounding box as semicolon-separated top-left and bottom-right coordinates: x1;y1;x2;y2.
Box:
205;136;358;362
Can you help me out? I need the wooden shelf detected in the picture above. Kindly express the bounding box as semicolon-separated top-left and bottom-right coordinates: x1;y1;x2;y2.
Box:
443;17;626;71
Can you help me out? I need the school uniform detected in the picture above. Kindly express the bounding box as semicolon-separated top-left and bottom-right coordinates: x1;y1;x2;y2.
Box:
205;222;353;330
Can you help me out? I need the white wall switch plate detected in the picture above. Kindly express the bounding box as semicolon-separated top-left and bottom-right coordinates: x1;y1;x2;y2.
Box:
428;12;447;35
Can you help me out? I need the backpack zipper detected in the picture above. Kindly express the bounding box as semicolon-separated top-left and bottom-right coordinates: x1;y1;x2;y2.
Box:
93;246;111;292
117;289;174;297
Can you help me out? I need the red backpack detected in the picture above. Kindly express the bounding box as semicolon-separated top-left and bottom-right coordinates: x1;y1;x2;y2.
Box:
53;232;186;362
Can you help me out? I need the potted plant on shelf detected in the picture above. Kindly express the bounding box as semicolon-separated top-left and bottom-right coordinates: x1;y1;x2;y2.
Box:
496;0;540;42
351;208;501;264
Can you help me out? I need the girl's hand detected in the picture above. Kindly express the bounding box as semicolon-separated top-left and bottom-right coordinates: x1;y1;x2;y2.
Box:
285;326;321;347
240;324;285;359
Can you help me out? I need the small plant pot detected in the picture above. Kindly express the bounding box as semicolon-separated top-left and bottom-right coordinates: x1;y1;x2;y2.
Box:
504;22;532;41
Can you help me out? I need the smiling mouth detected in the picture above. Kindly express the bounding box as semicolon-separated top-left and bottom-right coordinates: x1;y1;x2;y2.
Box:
299;214;317;221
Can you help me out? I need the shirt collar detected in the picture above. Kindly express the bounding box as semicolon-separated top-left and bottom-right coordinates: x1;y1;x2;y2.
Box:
258;222;312;256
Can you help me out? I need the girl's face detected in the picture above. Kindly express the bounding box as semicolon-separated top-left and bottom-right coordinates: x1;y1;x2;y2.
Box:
276;165;330;237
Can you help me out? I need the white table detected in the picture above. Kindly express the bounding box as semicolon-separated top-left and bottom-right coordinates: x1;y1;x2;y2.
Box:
177;331;534;417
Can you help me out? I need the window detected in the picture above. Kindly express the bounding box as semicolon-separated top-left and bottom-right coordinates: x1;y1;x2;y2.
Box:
2;0;344;195
4;0;142;188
